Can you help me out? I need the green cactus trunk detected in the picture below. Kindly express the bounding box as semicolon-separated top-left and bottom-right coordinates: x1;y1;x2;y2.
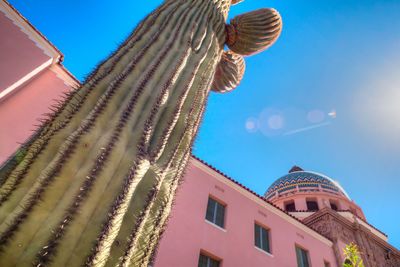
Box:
0;1;227;266
0;0;283;265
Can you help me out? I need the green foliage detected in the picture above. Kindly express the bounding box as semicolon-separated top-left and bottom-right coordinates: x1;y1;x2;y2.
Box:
343;243;364;267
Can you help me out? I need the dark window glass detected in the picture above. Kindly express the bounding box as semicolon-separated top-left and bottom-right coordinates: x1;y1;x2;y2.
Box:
198;254;208;267
306;200;319;211
330;202;338;211
198;253;220;267
285;202;296;212
296;246;310;267
205;197;225;228
254;224;271;253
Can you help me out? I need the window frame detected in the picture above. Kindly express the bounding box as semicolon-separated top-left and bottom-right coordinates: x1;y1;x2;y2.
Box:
198;250;222;267
295;244;311;267
254;222;272;255
205;196;226;229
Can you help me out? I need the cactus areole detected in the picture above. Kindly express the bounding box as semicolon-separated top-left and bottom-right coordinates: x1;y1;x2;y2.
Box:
0;1;282;266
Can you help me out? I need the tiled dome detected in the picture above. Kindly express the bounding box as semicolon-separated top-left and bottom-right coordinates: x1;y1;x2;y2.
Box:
265;166;349;199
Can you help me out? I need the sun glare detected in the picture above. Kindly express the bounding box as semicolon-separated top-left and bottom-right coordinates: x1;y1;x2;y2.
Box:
353;67;400;144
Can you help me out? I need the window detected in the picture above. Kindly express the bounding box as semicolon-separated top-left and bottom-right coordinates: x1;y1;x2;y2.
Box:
285;201;296;212
306;199;319;211
330;200;338;211
254;223;271;253
296;246;310;267
205;197;225;228
198;253;220;267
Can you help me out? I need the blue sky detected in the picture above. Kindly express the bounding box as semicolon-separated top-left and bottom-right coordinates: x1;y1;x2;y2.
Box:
9;0;400;247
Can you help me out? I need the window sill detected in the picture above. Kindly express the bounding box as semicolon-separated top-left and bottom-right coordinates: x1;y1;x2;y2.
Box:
254;246;274;257
205;219;227;232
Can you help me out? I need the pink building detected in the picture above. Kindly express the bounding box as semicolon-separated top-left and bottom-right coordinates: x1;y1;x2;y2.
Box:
0;1;399;267
153;159;400;267
153;159;337;267
0;0;79;164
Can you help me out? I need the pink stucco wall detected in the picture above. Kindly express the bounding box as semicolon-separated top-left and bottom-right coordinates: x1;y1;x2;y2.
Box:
154;160;337;267
0;68;72;164
0;10;51;92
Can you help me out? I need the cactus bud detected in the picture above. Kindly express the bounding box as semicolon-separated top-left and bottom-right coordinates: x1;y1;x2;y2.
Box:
212;50;245;93
226;8;282;56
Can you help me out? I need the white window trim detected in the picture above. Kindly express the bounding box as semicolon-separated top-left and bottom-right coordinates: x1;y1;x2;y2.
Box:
205;219;227;232
254;246;274;257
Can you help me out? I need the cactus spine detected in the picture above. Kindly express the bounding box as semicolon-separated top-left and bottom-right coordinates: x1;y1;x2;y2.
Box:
0;0;282;266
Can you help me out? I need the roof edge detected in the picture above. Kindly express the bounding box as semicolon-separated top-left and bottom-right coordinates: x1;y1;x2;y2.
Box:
1;0;63;61
1;0;81;88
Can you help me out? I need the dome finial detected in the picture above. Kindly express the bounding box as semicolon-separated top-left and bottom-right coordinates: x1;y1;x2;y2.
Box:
289;165;304;173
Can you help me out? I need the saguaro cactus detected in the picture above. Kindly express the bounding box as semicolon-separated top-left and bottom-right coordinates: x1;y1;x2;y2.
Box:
0;0;281;266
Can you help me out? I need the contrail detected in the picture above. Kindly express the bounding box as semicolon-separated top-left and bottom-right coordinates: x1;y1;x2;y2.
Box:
283;121;331;136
